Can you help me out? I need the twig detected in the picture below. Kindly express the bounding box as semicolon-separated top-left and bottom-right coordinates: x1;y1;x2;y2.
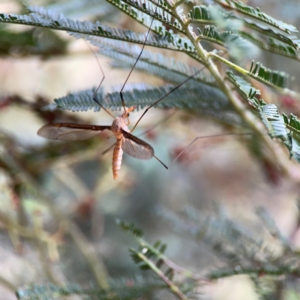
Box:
136;251;189;300
169;0;300;181
2;151;110;290
0;275;17;293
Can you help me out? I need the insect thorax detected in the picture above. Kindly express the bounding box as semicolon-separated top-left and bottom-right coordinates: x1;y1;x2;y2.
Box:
111;116;129;139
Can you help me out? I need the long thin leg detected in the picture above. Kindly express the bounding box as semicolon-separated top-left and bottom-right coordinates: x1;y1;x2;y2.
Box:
130;49;228;133
137;110;176;138
102;143;115;155
130;64;208;133
119;3;159;113
86;40;115;119
153;154;168;169
168;132;255;168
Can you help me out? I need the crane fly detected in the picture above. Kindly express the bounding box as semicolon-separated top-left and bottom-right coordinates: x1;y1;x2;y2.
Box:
38;105;167;180
37;1;173;180
37;1;223;179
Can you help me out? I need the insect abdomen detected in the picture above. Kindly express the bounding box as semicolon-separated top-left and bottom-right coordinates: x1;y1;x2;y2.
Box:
112;138;123;180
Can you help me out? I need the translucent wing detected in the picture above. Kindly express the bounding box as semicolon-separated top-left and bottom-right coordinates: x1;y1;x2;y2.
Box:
121;130;154;160
38;123;111;141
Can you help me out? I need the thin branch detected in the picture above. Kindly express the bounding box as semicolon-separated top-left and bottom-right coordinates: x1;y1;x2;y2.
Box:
168;0;300;181
136;251;189;300
0;275;17;293
1;150;110;290
208;52;300;100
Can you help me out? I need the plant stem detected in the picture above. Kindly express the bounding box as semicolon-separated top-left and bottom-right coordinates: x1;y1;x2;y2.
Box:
2;149;110;290
170;0;300;181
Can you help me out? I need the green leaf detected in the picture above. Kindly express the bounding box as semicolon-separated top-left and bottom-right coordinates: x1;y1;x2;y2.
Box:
72;34;208;84
259;104;288;140
239;32;299;59
108;0;183;33
268;38;299;58
239;18;300;50
116;220;144;237
0;9;191;55
17;279;163;300
289;133;300;163
46;0;117;19
197;25;241;46
217;0;298;33
54;83;229;112
249;61;290;89
226;71;260;102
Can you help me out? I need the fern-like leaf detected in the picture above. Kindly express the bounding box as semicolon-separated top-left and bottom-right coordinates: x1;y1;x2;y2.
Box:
46;0;117;20
17;279;164;300
108;0;184;33
239;19;300;50
54;83;229;112
0;9;193;54
226;71;260;103
239;32;299;59
249;61;289;89
259;104;288;140
217;0;298;33
188;5;300;58
268;38;299;59
116;219;144;238
197;25;240;46
71;33;208;84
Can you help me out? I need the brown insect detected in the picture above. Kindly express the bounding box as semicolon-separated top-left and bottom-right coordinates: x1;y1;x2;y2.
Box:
38;105;167;179
37;4;210;179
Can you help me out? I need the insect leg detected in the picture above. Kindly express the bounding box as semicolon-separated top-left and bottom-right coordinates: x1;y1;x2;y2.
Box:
102;143;115;155
168;132;255;168
130;65;208;133
86;40;115;119
153;154;168;169
119;2;159;113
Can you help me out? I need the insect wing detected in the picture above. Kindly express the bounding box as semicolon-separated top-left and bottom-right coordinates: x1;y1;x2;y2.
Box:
38;123;111;141
121;130;154;160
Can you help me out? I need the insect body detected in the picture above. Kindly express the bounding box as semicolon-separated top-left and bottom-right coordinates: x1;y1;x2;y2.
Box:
38;105;161;180
37;4;194;179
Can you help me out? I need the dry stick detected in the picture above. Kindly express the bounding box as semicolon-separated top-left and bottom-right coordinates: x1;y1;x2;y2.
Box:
0;210;60;285
2;151;109;290
36;241;62;285
137;251;189;300
0;275;17;293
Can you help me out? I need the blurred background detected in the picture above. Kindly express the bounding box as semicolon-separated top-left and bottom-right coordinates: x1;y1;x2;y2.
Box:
1;0;300;299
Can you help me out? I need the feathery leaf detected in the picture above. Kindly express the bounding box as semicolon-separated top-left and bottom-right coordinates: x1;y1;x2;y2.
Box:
54;83;229;112
109;0;184;33
249;61;290;89
71;33;207;84
216;0;298;33
226;71;261;103
0;9;193;54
